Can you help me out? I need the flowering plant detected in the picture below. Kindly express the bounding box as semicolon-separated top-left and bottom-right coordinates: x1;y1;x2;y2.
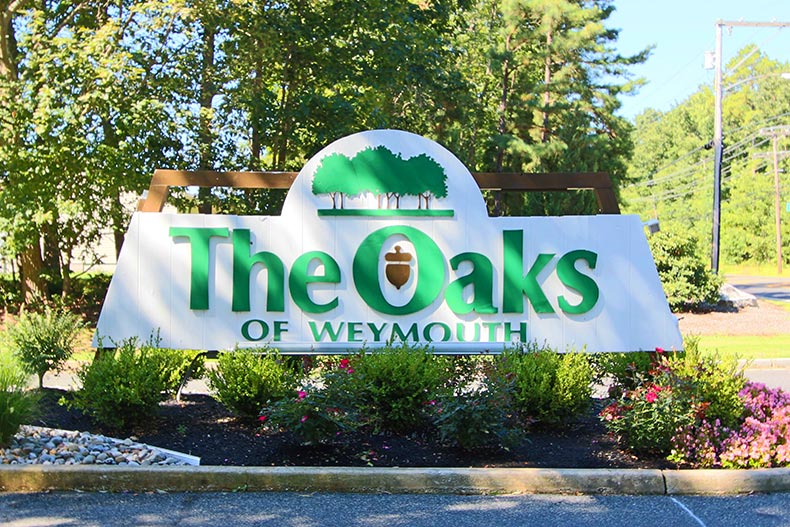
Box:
670;382;790;468
600;343;746;455
261;383;358;445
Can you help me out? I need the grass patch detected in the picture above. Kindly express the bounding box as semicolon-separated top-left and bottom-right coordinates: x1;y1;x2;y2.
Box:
694;334;790;360
720;263;783;277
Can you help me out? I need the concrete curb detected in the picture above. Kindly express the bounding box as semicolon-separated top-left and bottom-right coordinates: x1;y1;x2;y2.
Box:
1;465;788;495
741;358;790;370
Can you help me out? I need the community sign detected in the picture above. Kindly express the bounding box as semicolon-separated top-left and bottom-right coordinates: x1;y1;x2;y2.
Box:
94;130;683;353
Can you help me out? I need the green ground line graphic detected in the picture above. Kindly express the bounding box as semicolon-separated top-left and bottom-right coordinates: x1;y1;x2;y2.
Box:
317;209;455;217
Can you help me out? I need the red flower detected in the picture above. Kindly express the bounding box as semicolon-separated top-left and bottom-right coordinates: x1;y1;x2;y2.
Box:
298;390;307;400
258;415;267;422
339;358;350;369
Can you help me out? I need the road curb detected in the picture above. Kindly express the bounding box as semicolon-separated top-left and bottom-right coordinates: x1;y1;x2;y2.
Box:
1;465;788;495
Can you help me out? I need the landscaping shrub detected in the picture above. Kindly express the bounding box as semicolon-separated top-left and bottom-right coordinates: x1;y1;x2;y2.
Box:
590;351;655;397
432;382;522;451
7;306;83;388
499;344;592;425
648;230;722;311
0;274;21;310
0;352;39;446
262;362;359;444
669;382;790;468
72;339;189;429
339;344;452;434
207;348;296;418
600;345;747;455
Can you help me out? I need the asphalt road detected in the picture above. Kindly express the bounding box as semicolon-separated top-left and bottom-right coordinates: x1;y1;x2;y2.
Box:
2;491;790;527
727;275;790;303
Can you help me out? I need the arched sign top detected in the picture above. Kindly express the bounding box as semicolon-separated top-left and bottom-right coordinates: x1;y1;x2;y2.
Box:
281;130;488;223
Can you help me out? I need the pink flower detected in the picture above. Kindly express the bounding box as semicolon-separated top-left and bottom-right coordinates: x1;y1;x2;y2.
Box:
346;368;354;374
258;415;267;422
645;390;658;403
300;415;309;423
298;390;307;400
339;358;350;369
655;347;665;353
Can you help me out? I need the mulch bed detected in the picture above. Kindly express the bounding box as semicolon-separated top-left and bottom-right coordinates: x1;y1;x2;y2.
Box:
33;389;673;469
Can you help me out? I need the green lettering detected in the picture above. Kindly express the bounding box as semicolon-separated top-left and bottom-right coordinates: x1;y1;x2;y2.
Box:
456;323;480;342
504;322;528;343
502;230;555;313
273;321;288;341
423;322;451;342
391;322;419;342
241;319;269;341
367;322;388;342
483;322;500;342
348;322;363;342
353;226;445;315
289;251;341;314
446;252;498;314
308;321;344;342
232;229;285;312
557;250;599;314
170;227;230;310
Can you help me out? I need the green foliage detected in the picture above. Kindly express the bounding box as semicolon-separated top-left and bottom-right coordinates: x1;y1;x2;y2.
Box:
207;348;296;418
624;48;790;268
0;275;21;309
72;339;190;430
433;384;523;451
600;343;747;455
648;230;722;311
499;345;592;425
340;344;452;434
0;352;39;447
6;307;82;388
311;147;448;210
263;376;359;445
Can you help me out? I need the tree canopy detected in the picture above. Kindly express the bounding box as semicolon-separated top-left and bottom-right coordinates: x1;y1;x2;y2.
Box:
622;47;790;269
0;0;646;302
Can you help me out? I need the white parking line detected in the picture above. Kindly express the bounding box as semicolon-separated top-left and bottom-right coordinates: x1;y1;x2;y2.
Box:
671;497;707;527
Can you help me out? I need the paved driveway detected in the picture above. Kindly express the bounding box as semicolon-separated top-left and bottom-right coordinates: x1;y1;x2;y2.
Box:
726;275;790;303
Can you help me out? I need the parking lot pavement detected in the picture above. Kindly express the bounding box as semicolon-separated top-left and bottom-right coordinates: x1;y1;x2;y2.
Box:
2;491;790;527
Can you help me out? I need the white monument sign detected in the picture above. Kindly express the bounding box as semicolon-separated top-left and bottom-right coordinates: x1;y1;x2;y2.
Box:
95;130;682;353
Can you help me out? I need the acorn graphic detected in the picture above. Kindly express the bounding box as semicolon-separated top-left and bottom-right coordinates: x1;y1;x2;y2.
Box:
384;245;413;289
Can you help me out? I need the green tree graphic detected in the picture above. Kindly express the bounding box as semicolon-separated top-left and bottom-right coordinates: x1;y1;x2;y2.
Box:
311;147;447;210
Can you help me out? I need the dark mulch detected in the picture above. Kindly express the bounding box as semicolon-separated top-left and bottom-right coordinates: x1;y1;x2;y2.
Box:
32;389;673;469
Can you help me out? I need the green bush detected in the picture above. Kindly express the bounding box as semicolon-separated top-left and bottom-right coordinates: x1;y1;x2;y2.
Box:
341;344;452;434
433;383;522;451
648;230;722;311
499;344;592;425
600;343;747;455
0;274;21;310
72;339;188;430
263;375;359;444
207;348;296;418
0;352;39;446
7;307;83;388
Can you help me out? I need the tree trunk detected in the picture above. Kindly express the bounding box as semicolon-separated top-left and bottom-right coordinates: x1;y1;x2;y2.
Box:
19;241;45;304
197;22;216;214
541;28;553;143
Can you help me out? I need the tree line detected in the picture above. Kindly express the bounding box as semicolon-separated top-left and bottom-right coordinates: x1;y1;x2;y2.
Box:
622;46;790;269
0;0;645;302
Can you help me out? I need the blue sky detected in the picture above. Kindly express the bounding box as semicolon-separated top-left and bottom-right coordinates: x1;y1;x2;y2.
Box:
609;0;790;120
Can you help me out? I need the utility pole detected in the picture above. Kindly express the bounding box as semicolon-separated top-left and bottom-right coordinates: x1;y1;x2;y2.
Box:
773;134;783;275
756;127;789;274
709;20;790;274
